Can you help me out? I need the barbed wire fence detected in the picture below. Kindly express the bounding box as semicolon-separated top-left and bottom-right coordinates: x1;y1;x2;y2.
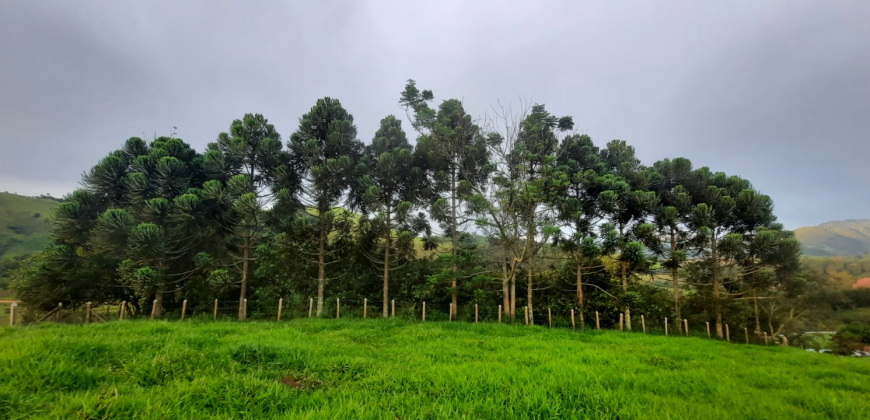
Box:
2;298;784;346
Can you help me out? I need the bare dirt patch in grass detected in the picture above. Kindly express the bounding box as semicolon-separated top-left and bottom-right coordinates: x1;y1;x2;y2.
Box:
280;376;315;390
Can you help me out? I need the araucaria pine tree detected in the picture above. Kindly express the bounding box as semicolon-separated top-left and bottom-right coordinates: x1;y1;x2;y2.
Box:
355;115;429;317
400;80;491;316
288;98;363;317
10;82;816;346
207;113;282;320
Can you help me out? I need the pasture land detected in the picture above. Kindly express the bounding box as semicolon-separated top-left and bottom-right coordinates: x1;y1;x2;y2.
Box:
1;319;868;419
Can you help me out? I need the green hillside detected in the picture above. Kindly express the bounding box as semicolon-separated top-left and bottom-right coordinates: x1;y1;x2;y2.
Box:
1;319;868;419
0;192;59;281
795;219;870;256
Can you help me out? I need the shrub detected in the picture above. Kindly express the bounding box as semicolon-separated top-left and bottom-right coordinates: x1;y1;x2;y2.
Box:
844;288;870;308
831;322;870;354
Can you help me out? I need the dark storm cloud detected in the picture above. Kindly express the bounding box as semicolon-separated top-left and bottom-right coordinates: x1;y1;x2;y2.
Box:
1;1;868;229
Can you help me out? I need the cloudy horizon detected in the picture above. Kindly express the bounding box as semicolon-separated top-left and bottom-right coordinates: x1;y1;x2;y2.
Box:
1;1;868;229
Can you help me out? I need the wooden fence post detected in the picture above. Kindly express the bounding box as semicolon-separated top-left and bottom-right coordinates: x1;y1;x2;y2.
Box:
336;298;340;319
213;299;218;320
570;309;575;329
243;299;247;321
309;298;313;318
641;315;646;333
684;319;688;336
595;311;600;330
56;302;63;322
665;317;668;336
8;303;16;326
363;298;367;319
422;301;426;322
619;313;624;331
86;302;92;324
119;301;126;320
499;305;502;324
745;327;749;344
764;331;769;345
726;324;730;342
524;306;529;325
391;300;395;318
548;308;552;328
475;304;479;323
150;299;157;320
706;322;711;338
449;303;453;322
277;298;283;321
181;300;187;321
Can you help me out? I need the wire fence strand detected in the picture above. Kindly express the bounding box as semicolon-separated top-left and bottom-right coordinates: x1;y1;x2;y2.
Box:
2;300;781;346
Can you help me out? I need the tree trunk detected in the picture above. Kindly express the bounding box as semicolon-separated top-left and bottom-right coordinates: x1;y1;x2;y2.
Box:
712;227;723;338
619;224;626;292
619;223;631;330
383;208;391;318
754;289;762;337
502;250;509;320
154;289;164;319
527;253;534;325
241;165;256;322
317;218;326;317
450;170;458;317
154;260;165;318
576;261;584;312
671;230;681;334
576;261;589;328
510;262;516;320
239;236;249;321
154;260;166;318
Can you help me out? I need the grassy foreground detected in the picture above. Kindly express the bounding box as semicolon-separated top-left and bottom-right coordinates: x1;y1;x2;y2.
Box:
1;320;868;419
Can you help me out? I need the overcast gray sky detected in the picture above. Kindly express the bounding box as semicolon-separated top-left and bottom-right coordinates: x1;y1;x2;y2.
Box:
1;1;868;229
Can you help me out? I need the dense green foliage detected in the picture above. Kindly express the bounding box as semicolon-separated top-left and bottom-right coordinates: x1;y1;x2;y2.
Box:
801;254;870;289
10;79;834;340
832;321;870;354
1;319;868;419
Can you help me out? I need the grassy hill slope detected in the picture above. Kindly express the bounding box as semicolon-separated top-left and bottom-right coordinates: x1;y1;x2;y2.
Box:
0;193;58;279
795;219;870;256
1;319;868;419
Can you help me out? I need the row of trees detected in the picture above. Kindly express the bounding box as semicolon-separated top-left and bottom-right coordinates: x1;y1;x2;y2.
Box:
13;80;805;338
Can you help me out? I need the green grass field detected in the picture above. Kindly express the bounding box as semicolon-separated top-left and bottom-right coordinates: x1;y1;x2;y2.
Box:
1;320;868;419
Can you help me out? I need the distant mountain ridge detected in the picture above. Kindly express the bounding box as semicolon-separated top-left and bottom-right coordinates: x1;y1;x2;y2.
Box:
795;219;870;256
